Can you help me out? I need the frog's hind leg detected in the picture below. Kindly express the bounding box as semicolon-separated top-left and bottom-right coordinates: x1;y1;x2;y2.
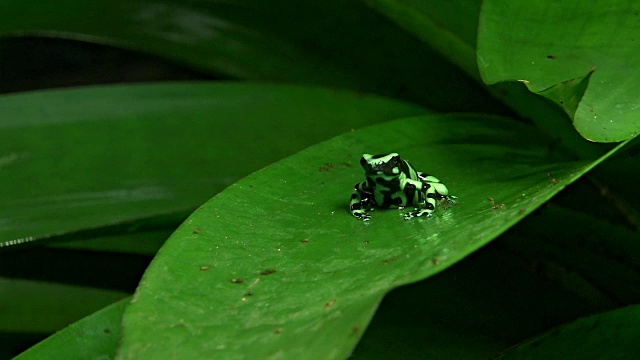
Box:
404;181;437;220
417;172;440;184
418;172;457;203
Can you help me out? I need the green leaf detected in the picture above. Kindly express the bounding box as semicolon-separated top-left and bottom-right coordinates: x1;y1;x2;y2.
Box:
493;305;640;359
0;83;426;248
0;0;504;113
119;114;619;359
363;0;482;80
14;298;127;360
478;0;640;142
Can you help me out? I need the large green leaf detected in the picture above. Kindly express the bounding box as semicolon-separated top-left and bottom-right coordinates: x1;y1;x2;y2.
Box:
13;298;128;360
0;83;426;248
478;0;640;142
119;114;620;359
0;1;506;113
494;305;640;359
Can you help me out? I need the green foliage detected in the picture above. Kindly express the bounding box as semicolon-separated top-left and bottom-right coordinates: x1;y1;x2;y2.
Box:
0;0;638;359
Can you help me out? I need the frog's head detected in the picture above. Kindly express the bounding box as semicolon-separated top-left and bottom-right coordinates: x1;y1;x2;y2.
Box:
360;153;403;177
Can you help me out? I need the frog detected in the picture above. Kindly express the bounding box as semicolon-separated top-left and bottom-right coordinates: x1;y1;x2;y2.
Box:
349;153;456;221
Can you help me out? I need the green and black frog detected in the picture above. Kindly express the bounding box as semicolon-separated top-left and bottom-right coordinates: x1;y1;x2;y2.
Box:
350;153;456;221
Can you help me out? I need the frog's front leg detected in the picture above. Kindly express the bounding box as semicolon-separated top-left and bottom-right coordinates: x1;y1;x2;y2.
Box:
350;182;375;221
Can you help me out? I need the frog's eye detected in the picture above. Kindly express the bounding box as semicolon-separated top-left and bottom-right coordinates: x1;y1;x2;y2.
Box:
390;155;401;166
360;157;368;167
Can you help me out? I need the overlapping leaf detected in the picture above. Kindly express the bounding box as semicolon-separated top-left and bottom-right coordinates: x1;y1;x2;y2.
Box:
363;0;614;157
478;0;640;142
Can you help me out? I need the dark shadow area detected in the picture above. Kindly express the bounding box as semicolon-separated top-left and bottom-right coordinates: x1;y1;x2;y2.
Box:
0;36;222;94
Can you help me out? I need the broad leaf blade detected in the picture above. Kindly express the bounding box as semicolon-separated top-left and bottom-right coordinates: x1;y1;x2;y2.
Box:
119;114;619;359
0;83;427;248
478;0;640;142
